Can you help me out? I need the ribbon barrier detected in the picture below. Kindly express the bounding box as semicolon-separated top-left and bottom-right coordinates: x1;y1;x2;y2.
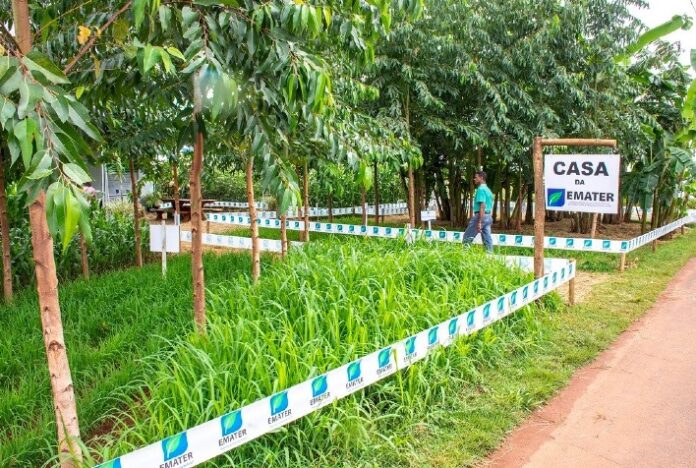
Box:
180;231;302;253
211;203;409;219
97;255;575;468
207;213;695;255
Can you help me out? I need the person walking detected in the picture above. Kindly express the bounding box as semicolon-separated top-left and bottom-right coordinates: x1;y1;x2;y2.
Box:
463;170;494;252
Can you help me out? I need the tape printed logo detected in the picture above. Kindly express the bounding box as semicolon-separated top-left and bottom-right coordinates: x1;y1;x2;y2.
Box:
428;327;438;346
96;459;121;468
346;361;364;389
268;391;291;424
310;375;331;406
161;432;192;467
219;410;247;447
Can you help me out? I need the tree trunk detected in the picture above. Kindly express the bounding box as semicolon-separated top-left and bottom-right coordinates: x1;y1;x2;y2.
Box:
492;190;499;223
246;157;260;281
435;169;450;221
79;233;89;280
373;160;380;223
30;193;83;465
12;4;82;463
503;181;511;229
303;160;310;242
0;148;13;301
280;214;288;257
361;186;368;225
190;83;206;333
172;161;180;224
128;159;142;268
525;188;534;225
590;213;599;239
515;179;524;232
328;193;333;222
408;167;416;226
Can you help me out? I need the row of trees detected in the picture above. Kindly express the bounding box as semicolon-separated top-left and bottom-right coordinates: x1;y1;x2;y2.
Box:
1;0;695;465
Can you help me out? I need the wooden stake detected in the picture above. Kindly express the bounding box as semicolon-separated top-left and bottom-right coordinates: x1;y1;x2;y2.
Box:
590;213;598;239
652;239;657;253
533;137;545;278
619;253;626;273
0;148;14;301
568;276;575;306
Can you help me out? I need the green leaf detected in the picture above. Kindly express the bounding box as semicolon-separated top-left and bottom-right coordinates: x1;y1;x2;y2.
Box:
166;46;186;61
160;49;174;74
63;187;81;252
0;95;15;128
67;102;100;141
63;162;92;185
0;67;21;95
23;51;69;84
692;49;696;72
13;118;40;168
142;44;161;74
26;150;53;180
159;5;171;31
134;0;148;28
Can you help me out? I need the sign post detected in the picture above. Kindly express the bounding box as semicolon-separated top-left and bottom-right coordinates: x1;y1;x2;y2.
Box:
161;220;167;276
533;137;618;278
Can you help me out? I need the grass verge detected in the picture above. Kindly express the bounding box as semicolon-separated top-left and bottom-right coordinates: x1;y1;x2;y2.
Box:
407;228;696;467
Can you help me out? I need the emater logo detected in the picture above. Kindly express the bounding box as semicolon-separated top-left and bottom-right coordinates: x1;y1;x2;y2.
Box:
547;188;566;207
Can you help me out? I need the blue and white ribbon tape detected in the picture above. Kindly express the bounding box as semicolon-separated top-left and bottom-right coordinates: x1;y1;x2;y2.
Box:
180;231;302;253
207;213;694;254
97;256;575;468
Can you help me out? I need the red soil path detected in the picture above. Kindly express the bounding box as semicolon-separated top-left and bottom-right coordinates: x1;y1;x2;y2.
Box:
486;258;696;468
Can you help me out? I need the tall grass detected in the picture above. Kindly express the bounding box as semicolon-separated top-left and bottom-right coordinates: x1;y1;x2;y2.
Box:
0;253;253;467
89;240;559;466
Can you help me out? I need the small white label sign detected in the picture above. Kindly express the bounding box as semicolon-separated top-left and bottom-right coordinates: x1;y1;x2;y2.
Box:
544;154;620;214
421;210;436;221
150;225;181;253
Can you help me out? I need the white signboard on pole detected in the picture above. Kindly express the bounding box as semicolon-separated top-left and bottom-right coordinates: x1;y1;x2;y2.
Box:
149;224;181;253
544;154;620;214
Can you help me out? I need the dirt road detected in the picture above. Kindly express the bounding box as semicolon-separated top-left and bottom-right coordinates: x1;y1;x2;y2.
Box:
486;258;696;468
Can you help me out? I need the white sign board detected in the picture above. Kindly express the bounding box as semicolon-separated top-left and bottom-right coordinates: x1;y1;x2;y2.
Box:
544;154;620;214
149;224;181;253
421;210;436;221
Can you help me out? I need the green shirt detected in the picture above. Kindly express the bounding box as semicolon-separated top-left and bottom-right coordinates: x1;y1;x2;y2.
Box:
474;183;494;214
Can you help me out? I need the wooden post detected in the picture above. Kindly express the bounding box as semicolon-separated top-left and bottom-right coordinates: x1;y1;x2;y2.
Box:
533;137;545;278
652;239;657;252
0;148;13;301
534;137;619;278
590;213;598;239
619;253;626;272
568;276;575;306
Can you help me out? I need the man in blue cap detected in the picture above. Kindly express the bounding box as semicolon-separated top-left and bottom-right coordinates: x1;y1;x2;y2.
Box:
463;170;494;252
